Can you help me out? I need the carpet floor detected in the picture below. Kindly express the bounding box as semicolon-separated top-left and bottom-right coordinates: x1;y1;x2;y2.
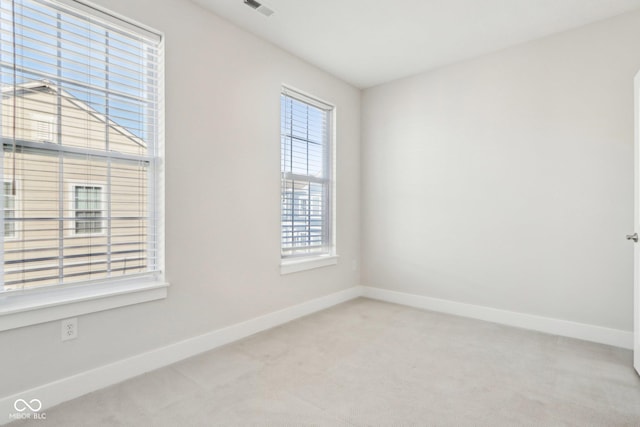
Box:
10;297;640;426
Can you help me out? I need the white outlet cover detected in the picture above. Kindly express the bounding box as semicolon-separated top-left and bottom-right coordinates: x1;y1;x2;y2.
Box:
61;318;78;341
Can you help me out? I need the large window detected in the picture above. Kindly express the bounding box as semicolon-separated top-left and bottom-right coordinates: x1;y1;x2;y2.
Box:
280;88;333;258
0;0;162;292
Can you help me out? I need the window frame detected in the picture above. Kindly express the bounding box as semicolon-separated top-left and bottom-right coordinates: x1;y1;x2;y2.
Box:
0;0;167;331
280;86;338;274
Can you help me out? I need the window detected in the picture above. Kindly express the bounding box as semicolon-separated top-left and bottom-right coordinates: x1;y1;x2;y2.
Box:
73;185;103;235
280;88;333;258
4;181;15;238
0;0;162;294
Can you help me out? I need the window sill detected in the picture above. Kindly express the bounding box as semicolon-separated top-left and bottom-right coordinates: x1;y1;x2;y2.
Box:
280;255;339;275
0;279;169;332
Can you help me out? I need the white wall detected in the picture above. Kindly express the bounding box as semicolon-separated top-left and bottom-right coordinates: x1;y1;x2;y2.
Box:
0;0;360;397
362;10;640;332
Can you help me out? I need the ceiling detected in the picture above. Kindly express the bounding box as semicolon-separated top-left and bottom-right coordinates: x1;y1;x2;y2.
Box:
192;0;640;88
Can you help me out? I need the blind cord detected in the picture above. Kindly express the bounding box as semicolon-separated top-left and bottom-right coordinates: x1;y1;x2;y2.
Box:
11;0;17;196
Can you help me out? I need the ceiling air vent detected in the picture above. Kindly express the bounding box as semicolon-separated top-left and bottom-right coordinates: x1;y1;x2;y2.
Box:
243;0;274;17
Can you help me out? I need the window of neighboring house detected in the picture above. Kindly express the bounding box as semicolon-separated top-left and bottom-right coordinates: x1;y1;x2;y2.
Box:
4;182;15;239
280;88;334;259
0;0;163;298
74;185;103;235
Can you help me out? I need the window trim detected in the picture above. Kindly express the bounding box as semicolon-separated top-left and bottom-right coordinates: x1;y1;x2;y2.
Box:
0;0;166;330
279;85;337;271
280;254;339;275
0;277;168;332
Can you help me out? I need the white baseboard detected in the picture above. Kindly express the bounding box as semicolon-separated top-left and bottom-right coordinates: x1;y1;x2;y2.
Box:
362;286;633;350
0;286;364;425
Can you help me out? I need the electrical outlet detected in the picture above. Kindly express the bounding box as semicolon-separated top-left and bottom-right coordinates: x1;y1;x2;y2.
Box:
61;318;78;341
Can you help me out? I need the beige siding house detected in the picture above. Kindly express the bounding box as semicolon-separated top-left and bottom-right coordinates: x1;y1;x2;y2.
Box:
1;81;149;290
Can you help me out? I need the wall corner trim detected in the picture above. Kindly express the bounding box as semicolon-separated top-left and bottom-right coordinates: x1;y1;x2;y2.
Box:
362;286;633;350
0;285;365;425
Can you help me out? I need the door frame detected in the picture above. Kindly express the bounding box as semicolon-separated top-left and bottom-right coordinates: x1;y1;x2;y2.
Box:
634;71;640;374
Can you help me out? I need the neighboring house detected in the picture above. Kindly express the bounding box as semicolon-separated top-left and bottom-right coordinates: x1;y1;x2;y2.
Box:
1;80;150;290
281;186;326;252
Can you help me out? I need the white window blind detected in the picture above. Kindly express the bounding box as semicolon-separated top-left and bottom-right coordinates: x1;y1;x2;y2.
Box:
0;0;162;291
280;88;333;258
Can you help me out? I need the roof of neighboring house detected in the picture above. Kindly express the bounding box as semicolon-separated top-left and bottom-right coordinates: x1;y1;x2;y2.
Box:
1;80;146;148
